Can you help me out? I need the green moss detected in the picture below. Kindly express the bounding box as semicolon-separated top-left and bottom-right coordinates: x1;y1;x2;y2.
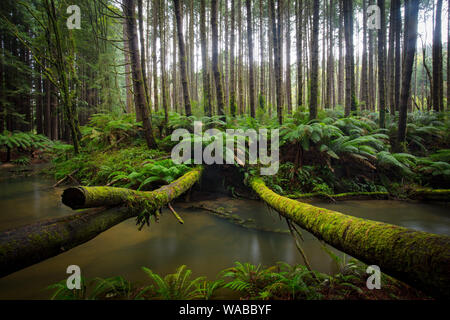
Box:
250;177;450;299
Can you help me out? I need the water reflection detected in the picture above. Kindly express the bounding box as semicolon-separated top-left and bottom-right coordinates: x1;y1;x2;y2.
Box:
0;173;448;299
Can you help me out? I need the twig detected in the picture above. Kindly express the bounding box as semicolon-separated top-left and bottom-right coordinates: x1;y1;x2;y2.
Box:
53;169;79;188
168;203;184;224
286;218;318;281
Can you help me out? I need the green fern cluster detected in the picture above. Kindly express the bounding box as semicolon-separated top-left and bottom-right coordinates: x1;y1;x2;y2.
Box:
0;130;52;151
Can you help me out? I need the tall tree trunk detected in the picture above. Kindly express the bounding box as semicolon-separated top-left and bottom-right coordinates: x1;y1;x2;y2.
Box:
368;0;376;111
338;0;344;106
360;0;368;111
173;0;192;116
246;0;256;118
238;0;244;114
159;0;168;129
35;65;43;134
200;0;212;116
377;0;387;128
123;20;135;116
343;0;356;116
393;0;401;112
229;0;237;116
151;0;159;112
387;0;395;114
285;0;292;114
124;0;157;148
327;0;335;109
270;0;283;124
138;0;151;109
309;0;319;120
432;0;443;112
211;0;225;117
259;0;265;110
398;0;419;146
296;0;303;109
172;13;178;113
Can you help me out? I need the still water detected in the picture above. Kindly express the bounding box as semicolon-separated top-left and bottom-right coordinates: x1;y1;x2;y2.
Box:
0;171;448;299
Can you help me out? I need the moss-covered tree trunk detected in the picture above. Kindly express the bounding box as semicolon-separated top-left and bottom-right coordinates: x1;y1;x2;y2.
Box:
250;178;450;299
0;168;202;278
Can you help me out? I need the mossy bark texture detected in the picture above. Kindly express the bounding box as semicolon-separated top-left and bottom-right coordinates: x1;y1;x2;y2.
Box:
0;168;202;278
250;178;450;299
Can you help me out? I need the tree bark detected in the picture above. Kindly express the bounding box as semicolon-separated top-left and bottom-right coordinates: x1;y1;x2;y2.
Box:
246;0;256;118
123;0;157;148
398;0;419;146
377;0;387;128
211;0;225;117
309;0;319;120
296;0;303;109
200;0;212;116
173;0;192;116
343;0;356;116
432;0;443;112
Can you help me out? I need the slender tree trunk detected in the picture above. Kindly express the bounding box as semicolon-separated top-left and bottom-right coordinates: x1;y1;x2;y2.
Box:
377;0;387;128
159;0;168;129
270;0;283;124
150;0;159;112
229;0;237;116
173;0;192;116
368;0;376;111
398;0;419;146
432;0;443;112
138;0;151;110
393;0;401;112
124;0;157;148
309;0;319;120
200;0;212;116
123;20;135;116
238;0;244;115
246;0;256;118
259;0;265;110
296;0;303;109
338;0;344;106
211;0;225;117
285;1;292;114
360;0;368;111
343;0;356;116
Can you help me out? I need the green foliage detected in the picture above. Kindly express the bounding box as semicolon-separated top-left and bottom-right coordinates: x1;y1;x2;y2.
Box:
89;276;134;300
80;113;142;150
11;156;30;166
141;265;206;300
47;277;87;300
0;130;52;152
108;159;190;190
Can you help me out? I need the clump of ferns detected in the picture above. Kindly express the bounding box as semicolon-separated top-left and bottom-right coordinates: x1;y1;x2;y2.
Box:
258;262;325;300
138;265;207;300
220;262;277;298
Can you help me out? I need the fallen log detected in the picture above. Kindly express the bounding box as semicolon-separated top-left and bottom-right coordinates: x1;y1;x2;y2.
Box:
250;178;450;299
0;168;202;278
409;188;450;202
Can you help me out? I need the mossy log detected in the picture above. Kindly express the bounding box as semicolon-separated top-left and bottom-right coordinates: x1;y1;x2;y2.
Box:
409;188;450;202
250;178;450;299
0;168;202;278
286;191;390;201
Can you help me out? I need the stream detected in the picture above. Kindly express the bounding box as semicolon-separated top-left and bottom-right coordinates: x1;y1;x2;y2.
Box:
0;170;449;299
